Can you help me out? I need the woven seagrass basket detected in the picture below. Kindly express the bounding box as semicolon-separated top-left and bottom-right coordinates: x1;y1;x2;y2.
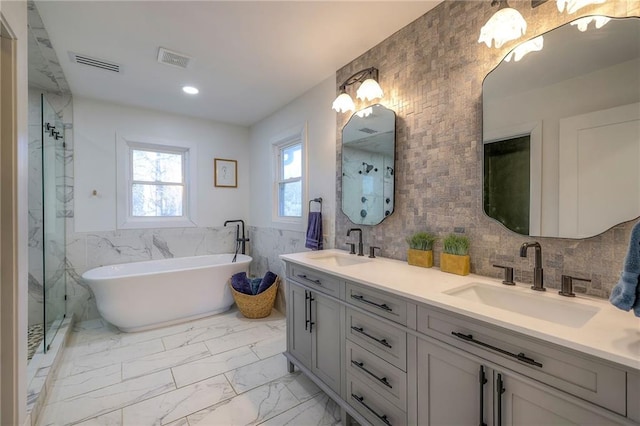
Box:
230;276;279;319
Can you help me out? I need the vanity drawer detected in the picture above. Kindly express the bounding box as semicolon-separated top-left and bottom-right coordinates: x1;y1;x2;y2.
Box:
287;263;341;298
346;340;407;410
417;306;626;415
347;373;407;426
346;308;406;371
346;281;407;326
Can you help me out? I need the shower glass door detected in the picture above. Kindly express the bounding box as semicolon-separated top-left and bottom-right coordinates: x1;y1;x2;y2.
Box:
41;94;66;351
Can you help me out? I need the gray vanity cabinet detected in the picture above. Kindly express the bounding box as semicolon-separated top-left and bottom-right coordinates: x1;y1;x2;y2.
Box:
286;279;342;395
417;338;492;426
497;369;625;426
417;337;628;426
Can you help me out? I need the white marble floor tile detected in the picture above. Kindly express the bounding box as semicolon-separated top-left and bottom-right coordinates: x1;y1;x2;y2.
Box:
249;334;286;360
74;410;122;426
280;371;322;403
122;374;235;425
47;364;122;403
38;370;175;425
122;342;210;380
204;323;284;356
258;393;342;426
162;320;257;351
224;353;290;394
57;338;165;378
172;346;260;388
164;418;189;426
186;379;299;426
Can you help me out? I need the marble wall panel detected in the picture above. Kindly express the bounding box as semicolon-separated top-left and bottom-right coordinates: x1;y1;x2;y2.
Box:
65;226;240;321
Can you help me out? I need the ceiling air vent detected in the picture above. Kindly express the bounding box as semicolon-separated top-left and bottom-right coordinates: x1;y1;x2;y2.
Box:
69;52;121;73
157;47;191;69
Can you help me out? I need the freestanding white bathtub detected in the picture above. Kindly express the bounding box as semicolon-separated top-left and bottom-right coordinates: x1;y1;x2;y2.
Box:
82;254;251;332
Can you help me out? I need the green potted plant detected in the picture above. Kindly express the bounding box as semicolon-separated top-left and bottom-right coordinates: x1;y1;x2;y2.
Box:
406;231;438;268
440;234;470;276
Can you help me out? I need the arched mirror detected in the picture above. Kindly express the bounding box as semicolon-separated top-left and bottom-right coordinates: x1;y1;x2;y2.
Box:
483;16;640;238
342;104;396;225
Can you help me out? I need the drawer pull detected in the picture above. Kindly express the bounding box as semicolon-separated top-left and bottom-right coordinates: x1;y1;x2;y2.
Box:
351;360;393;389
351;393;392;426
351;294;393;312
297;274;322;286
351;326;392;349
451;332;543;368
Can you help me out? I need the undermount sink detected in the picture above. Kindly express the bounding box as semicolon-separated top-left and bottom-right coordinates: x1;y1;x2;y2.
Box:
307;252;372;267
445;282;600;328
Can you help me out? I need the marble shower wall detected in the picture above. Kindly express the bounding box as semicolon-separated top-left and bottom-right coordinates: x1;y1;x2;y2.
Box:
65;227;240;321
28;89;73;326
335;0;639;299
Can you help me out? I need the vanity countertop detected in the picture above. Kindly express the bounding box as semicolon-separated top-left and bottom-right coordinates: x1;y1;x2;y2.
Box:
280;249;640;371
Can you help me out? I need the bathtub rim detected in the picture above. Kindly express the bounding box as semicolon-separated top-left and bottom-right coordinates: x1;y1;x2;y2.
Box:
81;253;252;281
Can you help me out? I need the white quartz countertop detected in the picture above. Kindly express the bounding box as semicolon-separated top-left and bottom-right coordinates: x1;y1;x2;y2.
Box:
280;249;640;371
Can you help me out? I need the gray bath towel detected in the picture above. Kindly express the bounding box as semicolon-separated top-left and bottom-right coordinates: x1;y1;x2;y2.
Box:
610;220;640;317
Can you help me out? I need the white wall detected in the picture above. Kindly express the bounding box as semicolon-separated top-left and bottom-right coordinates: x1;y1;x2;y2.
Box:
248;75;336;312
249;76;337;235
73;97;251;232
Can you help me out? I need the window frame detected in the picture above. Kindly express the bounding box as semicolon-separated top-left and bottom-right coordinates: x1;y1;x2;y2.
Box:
271;124;307;230
116;134;198;229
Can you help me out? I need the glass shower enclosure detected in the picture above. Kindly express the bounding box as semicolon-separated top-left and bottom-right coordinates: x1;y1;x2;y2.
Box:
27;93;67;359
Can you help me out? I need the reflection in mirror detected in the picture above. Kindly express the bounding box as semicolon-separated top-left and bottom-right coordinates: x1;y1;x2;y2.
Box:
483;16;640;238
342;104;396;225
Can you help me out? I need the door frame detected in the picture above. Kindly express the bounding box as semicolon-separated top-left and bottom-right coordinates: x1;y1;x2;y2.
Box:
0;11;20;426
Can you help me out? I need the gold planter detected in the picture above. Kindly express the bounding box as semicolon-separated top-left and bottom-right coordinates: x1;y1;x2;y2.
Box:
407;249;433;268
440;253;470;276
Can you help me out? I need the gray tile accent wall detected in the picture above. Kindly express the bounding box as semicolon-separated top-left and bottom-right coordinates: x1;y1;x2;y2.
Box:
335;0;638;298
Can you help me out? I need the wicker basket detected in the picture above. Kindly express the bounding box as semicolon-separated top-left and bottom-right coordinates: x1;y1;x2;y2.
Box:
230;276;279;319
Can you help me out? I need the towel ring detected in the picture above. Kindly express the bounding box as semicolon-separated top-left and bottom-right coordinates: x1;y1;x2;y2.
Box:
309;197;323;212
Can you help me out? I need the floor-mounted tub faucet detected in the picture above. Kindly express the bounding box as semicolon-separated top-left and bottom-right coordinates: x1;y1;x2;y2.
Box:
347;228;364;256
224;220;249;255
520;241;544;291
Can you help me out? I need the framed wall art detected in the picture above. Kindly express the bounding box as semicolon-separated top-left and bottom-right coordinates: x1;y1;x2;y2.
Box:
214;158;237;188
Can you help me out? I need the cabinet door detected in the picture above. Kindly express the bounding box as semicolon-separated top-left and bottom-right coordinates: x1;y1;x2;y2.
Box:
417;339;491;426
496;371;625;426
288;282;312;369
311;292;342;394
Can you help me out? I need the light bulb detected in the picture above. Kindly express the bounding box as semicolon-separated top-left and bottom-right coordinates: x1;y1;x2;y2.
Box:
356;78;384;101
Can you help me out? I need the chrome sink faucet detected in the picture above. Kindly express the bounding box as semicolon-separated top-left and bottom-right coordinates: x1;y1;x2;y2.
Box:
347;228;364;256
520;241;545;291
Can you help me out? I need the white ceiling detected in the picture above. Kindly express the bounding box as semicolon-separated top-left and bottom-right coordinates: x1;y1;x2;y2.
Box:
34;1;441;127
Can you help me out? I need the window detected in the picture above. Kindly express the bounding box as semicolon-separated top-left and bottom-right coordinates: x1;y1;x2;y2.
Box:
272;125;306;228
130;147;185;217
117;135;197;229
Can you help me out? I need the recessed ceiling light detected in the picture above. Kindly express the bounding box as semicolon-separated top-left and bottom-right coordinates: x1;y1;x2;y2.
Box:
182;86;199;95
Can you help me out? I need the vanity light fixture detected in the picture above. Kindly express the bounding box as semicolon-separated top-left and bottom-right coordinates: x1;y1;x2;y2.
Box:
570;15;611;31
332;67;383;113
182;85;199;95
557;0;606;14
478;0;527;48
504;35;544;62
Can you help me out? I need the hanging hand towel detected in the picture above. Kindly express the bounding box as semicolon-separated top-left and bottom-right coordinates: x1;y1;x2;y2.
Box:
305;212;323;251
610;220;640;317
